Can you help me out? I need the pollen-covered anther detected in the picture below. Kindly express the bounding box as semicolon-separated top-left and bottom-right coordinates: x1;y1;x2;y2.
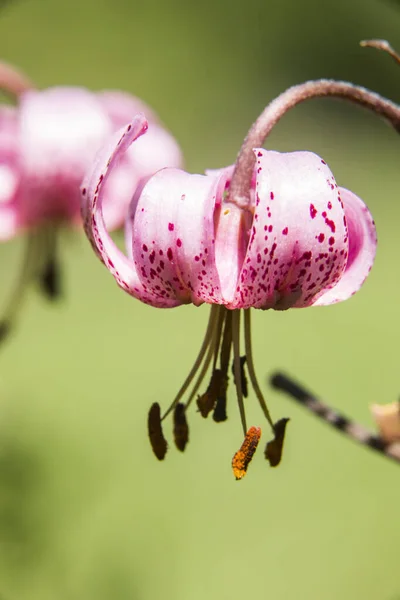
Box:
148;402;168;460
264;418;290;467
232;426;262;480
173;403;189;452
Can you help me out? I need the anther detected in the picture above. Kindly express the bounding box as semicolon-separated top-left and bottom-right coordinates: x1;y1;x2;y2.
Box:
231;355;248;398
197;369;224;418
265;418;289;467
213;391;228;422
173;403;189;451
39;258;62;300
232;426;261;480
0;321;11;343
148;402;168;460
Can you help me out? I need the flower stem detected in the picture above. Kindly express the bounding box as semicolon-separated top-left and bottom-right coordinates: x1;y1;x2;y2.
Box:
360;39;400;66
229;80;400;208
270;371;400;464
0;61;33;98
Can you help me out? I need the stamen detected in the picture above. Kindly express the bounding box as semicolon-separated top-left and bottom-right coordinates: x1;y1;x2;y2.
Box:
231;355;248;398
244;310;274;429
232;426;261;480
38;227;62;300
173;403;189;452
148;402;168;460
265;418;290;467
162;305;221;420
232;310;247;436
0;230;42;343
184;313;221;410
213;309;232;422
197;369;225;417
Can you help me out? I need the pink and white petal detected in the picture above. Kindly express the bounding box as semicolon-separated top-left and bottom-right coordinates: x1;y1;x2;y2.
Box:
213;166;251;302
82;115;178;308
97;90;159;128
101;122;184;232
132;168;223;306
0;203;23;240
19;87;112;185
126;122;183;180
0;135;25;239
231;150;348;310
0;106;18;135
312;187;376;306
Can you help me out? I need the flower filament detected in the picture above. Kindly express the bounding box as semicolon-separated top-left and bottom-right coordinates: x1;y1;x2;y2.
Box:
148;305;287;479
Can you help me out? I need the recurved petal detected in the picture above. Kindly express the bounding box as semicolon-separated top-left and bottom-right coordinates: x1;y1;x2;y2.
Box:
82;115;179;308
101;122;184;231
312;187;376;306
132;168;223;306
231;149;348;310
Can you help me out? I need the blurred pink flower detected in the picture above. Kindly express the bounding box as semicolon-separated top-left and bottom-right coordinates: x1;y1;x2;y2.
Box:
0;62;182;337
82;112;376;477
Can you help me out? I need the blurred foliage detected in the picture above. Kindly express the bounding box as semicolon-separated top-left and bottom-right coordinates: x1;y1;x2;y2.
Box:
0;0;399;599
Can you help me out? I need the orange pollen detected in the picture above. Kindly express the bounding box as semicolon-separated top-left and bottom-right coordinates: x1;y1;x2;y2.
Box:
232;426;262;480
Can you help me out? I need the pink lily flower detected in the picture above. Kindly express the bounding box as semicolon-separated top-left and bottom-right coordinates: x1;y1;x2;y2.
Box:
0;62;183;338
82;75;398;477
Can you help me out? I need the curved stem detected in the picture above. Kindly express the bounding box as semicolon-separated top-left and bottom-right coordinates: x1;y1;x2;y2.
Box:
229;80;400;208
0;61;33;98
360;39;400;66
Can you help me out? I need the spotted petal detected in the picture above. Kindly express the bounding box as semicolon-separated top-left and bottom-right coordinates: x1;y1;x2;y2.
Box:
131;168;223;306
82;115;180;308
102;122;184;231
312;187;376;305
230;149;348;310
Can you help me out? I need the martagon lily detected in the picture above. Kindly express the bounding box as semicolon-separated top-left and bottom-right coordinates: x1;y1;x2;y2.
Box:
0;61;183;339
82;78;400;479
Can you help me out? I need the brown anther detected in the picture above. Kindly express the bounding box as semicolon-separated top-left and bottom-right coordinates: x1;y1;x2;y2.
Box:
39;258;62;300
173;403;189;452
213;392;227;422
231;355;248;398
197;369;225;418
213;370;229;422
148;402;168;460
265;418;289;467
232;426;261;480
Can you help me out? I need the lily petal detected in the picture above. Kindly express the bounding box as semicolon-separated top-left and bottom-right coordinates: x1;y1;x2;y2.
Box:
97;90;159;127
82;115;177;307
102;122;184;231
19;87;112;187
0;132;24;239
312;187;377;306
132;168;223;306
231;149;348;310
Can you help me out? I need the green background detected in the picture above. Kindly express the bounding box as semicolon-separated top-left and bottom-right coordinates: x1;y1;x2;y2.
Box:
0;0;399;598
